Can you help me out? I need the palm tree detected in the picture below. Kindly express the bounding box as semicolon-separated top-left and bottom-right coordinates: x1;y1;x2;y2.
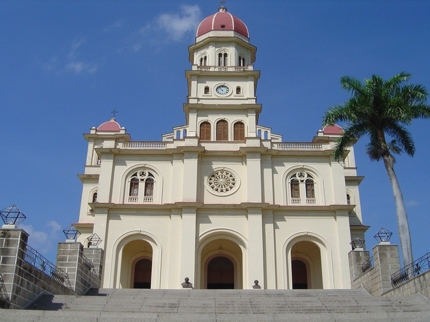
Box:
323;72;430;267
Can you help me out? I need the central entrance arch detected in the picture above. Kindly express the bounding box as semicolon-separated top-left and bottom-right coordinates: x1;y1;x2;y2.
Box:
199;238;243;289
292;259;308;289
207;256;234;289
133;258;152;288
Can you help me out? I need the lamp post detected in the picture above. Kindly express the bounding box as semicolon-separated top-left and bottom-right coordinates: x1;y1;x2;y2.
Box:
62;226;81;242
350;237;365;251
0;204;26;228
85;233;102;248
374;228;393;244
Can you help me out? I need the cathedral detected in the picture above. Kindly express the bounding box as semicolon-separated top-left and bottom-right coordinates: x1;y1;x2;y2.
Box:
73;5;367;290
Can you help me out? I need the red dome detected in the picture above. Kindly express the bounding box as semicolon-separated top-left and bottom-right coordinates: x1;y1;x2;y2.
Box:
97;118;121;132
196;7;249;38
323;124;344;135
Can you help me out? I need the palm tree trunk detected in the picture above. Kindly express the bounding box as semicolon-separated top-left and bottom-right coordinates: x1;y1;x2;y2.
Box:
382;154;413;267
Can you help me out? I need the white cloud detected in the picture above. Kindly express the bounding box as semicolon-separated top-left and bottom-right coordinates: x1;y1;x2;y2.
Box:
156;5;201;41
68;38;86;59
65;38;98;74
103;20;123;32
66;61;98;74
20;221;62;254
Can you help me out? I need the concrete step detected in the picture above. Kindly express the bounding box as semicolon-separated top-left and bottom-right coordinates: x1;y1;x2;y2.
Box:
3;288;429;321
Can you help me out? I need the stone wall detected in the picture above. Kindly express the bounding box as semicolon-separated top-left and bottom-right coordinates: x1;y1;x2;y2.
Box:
56;242;103;294
349;244;400;296
0;228;74;309
383;269;430;299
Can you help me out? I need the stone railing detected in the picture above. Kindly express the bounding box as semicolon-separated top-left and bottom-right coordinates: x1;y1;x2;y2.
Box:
361;256;374;273
117;142;168;149
273;143;323;150
289;198;317;205
390;252;430;287
0;229;75;309
23;244;70;287
195;65;252;72
127;196;153;203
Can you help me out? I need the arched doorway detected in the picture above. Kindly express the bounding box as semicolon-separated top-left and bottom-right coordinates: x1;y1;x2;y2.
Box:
292;259;308;289
120;239;153;288
200;238;243;289
133;258;152;288
290;241;323;289
207;256;234;289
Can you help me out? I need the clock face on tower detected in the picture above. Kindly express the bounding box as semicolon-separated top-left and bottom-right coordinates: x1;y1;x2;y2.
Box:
215;85;229;95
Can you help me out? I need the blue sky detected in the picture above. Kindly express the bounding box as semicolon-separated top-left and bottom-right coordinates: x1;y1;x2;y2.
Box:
1;0;430;265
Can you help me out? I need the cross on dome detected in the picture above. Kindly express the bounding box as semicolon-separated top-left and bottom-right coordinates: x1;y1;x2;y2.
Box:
111;108;119;118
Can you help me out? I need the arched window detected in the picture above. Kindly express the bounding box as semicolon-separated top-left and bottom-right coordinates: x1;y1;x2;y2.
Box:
204;86;210;94
92;192;98;203
347;194;351;205
218;53;228;66
290;177;300;200
144;178;154;202
128;171;155;203
200;122;211;141
199;55;207;66
234;122;245;141
129;178;139;200
288;171;316;205
216;120;228;141
306;178;315;199
239;55;245;67
236;86;241;95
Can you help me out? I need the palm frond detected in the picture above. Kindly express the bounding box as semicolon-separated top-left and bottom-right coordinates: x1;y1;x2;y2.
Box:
333;122;369;160
385;122;415;156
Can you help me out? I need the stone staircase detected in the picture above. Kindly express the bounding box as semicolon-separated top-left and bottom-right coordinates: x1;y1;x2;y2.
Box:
1;288;430;321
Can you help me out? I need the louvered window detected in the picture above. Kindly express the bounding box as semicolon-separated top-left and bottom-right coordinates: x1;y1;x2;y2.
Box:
200;122;211;141
234;122;245;141
216;120;228;141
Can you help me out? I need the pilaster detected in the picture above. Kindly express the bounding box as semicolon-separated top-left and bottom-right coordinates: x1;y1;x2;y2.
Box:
246;152;262;203
263;211;276;288
182;151;199;202
247;208;264;289
97;154;115;203
179;207;197;285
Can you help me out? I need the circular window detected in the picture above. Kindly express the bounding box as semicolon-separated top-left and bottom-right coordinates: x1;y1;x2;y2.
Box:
205;168;240;196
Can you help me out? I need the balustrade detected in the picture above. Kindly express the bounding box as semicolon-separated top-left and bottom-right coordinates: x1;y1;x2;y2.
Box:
274;142;323;150
118;142;167;149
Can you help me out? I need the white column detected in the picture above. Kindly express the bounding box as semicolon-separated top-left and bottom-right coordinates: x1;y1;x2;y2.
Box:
171;154;183;203
167;209;182;288
261;155;273;204
334;210;353;289
263;211;276;288
331;157;347;204
180;207;197;285
188;109;197;137
97;153;114;203
247;109;257;137
85;139;95;165
246;152;262;203
182;152;199;202
247;208;265;289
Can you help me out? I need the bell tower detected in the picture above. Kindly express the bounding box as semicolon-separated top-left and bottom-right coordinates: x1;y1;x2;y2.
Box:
184;6;261;140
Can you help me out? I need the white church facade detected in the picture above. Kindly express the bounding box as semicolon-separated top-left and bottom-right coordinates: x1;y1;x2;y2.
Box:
73;6;367;290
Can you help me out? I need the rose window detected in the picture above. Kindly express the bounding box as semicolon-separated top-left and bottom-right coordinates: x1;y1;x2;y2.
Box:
208;170;236;193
